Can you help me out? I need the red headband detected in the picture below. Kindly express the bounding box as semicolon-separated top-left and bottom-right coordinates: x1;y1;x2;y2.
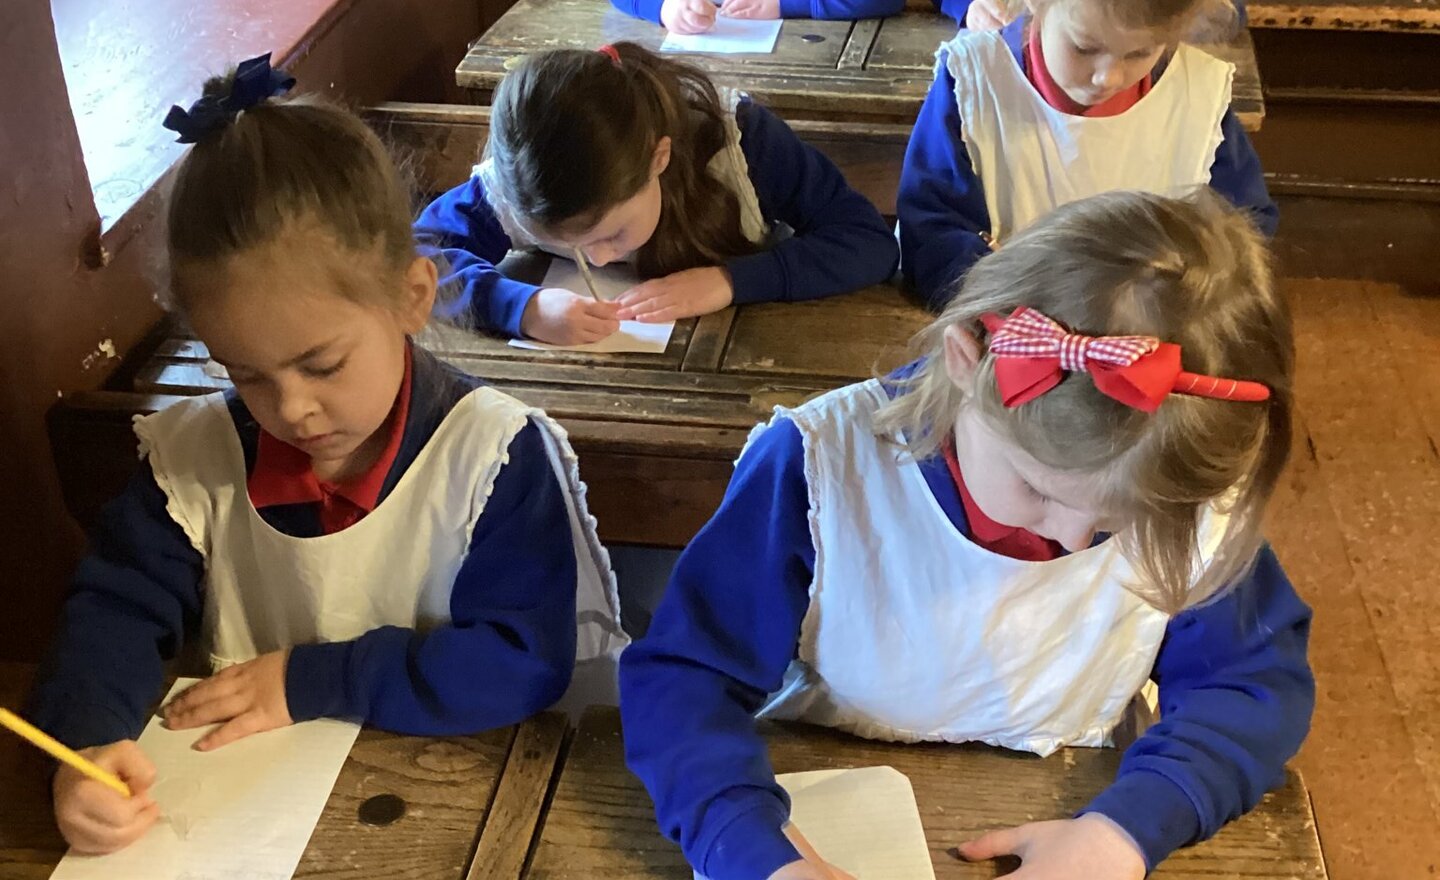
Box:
597;44;622;67
981;308;1271;413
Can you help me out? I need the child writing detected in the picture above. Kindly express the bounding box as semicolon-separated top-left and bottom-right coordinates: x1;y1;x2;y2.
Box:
898;0;1272;308
621;190;1313;880
414;42;898;346
25;54;626;855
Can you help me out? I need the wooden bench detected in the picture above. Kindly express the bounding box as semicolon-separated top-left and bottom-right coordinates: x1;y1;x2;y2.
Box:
520;706;1329;879
455;0;1265;129
0;662;567;880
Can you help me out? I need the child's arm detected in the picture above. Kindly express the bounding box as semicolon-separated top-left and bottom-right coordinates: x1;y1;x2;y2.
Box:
769;0;907;19
932;0;1006;27
621;420;817;880
282;420;580;734
622;0;906;23
897;67;994;310
610;0;665;23
26;463;205;749
1207;109;1278;237
1080;545;1314;871
413;177;542;338
724;100;899;304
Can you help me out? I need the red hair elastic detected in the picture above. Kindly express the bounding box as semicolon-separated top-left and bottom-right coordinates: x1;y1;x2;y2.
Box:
981;308;1271;413
597;44;622;67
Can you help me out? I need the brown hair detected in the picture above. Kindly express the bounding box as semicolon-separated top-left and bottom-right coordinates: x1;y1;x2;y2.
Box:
165;70;416;311
874;190;1293;613
1011;0;1240;42
484;41;761;279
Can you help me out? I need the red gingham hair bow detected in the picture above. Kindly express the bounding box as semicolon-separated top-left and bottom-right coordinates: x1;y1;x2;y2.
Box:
981;307;1270;413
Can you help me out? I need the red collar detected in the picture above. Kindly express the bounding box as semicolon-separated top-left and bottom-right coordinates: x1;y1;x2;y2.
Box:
942;437;1062;562
247;344;413;529
1024;26;1152;118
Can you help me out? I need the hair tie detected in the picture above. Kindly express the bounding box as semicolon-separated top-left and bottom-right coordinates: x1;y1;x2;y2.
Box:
597;44;623;67
162;52;296;144
980;307;1271;413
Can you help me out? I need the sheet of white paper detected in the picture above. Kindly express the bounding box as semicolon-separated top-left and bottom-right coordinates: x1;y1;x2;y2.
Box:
695;766;937;880
660;16;782;54
507;259;675;355
50;678;361;880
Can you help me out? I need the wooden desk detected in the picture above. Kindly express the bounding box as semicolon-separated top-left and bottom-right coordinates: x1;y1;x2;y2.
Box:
0;662;567;880
456;0;1264;129
1248;0;1440;31
523;706;1327;879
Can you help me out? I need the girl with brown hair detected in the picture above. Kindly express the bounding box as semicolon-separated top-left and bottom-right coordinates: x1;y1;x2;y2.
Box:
27;56;627;854
415;42;899;345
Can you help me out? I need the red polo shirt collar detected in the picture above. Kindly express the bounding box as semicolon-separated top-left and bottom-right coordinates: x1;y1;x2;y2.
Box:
943;437;1062;562
1025;26;1153;118
247;343;414;534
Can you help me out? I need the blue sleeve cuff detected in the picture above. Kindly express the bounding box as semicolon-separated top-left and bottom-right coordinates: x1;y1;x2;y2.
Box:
612;0;664;23
779;0;813;15
1081;770;1202;871
29;700;137;751
285;640;358;722
725;252;788;305
491;278;543;339
698;793;800;880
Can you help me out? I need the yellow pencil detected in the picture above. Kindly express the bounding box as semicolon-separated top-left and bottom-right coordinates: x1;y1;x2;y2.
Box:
0;708;132;797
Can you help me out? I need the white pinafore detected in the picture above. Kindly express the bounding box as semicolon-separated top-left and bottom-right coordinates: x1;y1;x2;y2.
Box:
134;385;628;714
941;29;1234;247
755;380;1227;756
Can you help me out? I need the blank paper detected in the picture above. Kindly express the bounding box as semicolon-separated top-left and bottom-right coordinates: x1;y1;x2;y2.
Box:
50;678;361;880
695;766;937;880
507;259;675;355
661;17;783;54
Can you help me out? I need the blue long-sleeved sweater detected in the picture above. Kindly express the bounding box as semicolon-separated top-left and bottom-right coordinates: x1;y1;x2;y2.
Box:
414;97;898;338
620;367;1313;880
607;0;1243;33
28;346;581;748
897;19;1276;310
610;0;969;24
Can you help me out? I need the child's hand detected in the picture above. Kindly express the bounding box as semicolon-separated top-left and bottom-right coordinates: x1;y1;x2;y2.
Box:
768;861;855;880
521;288;622;345
965;0;1011;29
53;741;160;854
662;0;719;33
954;814;1146;879
720;0;780;19
162;649;294;751
767;824;857;880
615;266;734;323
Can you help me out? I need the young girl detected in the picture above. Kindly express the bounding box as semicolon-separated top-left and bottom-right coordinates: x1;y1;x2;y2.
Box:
898;0;1272;308
414;42;898;346
621;191;1313;880
26;55;626;855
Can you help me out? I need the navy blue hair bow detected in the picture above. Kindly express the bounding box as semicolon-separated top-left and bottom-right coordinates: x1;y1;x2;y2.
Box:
162;53;296;144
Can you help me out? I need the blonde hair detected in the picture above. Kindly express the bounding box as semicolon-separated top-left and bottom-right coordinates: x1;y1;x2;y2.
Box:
166;71;416;313
1008;0;1240;42
874;190;1292;613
